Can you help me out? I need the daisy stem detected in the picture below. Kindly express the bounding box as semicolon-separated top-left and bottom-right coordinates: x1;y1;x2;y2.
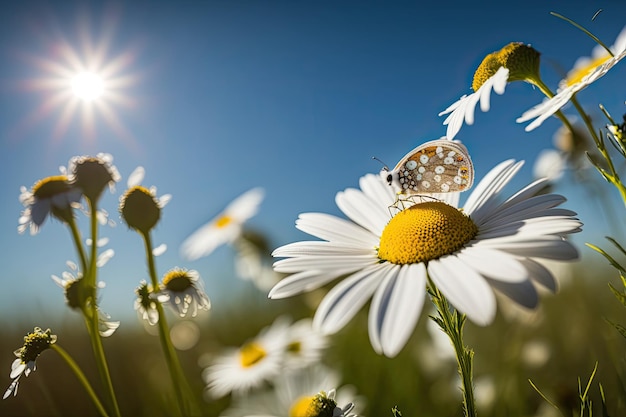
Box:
142;231;194;417
82;198;121;417
66;215;88;274
50;344;110;417
570;95;626;207
428;282;477;417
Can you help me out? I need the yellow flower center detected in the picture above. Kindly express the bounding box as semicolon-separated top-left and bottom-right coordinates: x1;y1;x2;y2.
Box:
215;215;233;228
378;202;478;264
289;396;317;417
239;341;266;368
564;55;610;87
472;42;541;91
19;327;57;363
162;269;192;292
32;176;71;199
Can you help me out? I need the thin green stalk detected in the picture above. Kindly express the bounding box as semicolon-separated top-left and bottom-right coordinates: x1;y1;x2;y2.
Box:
571;95;626;206
142;231;192;416
50;344;110;417
428;282;477;417
66;216;88;274
81;198;121;417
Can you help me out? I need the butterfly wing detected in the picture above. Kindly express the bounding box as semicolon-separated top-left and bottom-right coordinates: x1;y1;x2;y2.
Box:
392;139;474;194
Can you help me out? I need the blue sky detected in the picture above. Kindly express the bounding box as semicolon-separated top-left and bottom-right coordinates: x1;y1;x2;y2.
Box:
1;0;625;324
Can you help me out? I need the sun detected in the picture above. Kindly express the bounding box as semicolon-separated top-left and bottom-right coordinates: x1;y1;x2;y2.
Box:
11;7;141;146
71;72;105;101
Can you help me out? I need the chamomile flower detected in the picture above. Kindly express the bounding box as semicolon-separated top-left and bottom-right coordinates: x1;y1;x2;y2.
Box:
134;280;159;325
222;365;359;417
269;161;581;357
120;166;171;235
18;174;81;235
283;318;329;370
440;42;541;139
517;26;626;131
180;187;264;261
3;327;57;399
51;262;120;336
68;153;120;202
159;268;210;318
202;317;291;399
234;230;282;291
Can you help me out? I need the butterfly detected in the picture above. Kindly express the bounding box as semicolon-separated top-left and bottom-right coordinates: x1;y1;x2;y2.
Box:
381;138;474;194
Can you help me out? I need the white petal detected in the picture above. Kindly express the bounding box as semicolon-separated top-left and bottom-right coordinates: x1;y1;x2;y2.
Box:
313;265;386;334
224;187;264;220
475;237;579;260
296;213;379;247
520;258;557;292
369;263;426;357
488;277;538;309
456;248;527;282
428;255;496;326
273;254;376;273
336;188;390;237
127;166;145;188
153;243;167;256
272;241;375;257
268;270;346;299
96;249;115;267
463;160;520;216
180;223;239;260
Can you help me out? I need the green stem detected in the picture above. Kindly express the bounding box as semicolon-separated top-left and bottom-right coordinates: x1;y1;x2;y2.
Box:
50;344;110;417
142;231;191;416
66;216;88;274
81;198;121;417
570;95;626;207
429;282;477;417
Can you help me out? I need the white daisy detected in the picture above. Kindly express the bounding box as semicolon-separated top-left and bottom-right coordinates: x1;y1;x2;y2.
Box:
67;152;121;202
180;187;264;261
18;175;82;235
439;66;509;140
119;166;171;235
517;26;626;131
134;280;159;325
159;268;211;318
202;317;290;399
269;161;581;357
222;365;359;417
3;327;57;399
51;262;120;337
282;318;329;370
233;232;282;291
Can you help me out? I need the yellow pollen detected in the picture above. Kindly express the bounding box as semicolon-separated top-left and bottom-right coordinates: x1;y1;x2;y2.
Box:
289;396;316;417
378;201;478;265
564;55;610;87
215;215;233;228
239;341;267;368
162;269;192;292
32;176;70;199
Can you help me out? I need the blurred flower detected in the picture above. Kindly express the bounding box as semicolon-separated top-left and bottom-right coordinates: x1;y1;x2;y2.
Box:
180;187;264;261
282;318;329;370
222;365;359;417
3;327;57;399
533;149;566;182
134;280;159;325
233;230;282;291
51;262;119;336
160;268;210;318
68;153;120;202
270;161;581;357
202;317;290;399
120;166;171;235
440;42;541;139
518;26;626;131
18;175;81;235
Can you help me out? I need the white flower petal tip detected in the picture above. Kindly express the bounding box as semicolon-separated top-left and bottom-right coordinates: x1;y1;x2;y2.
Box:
439;67;509;140
180;187;265;261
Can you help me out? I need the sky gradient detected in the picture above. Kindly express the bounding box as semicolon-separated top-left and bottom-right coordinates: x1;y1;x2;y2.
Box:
1;0;625;324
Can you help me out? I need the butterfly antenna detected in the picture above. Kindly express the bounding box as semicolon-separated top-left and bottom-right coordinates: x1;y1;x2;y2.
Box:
372;156;389;171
